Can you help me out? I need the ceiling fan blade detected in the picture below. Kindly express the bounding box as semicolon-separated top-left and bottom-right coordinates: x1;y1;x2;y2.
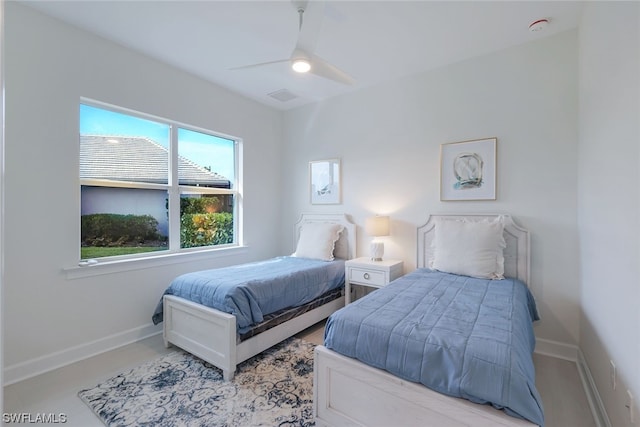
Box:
309;53;355;85
294;0;325;54
231;0;351;86
229;58;289;71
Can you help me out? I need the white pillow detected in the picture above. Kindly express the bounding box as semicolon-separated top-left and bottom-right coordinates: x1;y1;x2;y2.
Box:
431;217;506;279
293;222;344;261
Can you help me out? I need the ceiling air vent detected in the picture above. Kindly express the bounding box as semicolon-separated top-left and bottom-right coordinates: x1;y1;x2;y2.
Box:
268;89;298;102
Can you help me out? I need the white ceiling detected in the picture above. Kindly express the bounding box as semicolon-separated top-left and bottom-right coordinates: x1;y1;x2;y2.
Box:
21;0;585;110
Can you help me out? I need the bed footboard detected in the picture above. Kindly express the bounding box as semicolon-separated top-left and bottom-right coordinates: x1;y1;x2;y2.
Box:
313;346;536;427
164;294;345;382
163;295;237;380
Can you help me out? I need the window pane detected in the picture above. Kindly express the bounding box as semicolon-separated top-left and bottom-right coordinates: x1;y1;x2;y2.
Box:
180;194;234;248
79;101;240;261
81;186;169;259
178;128;234;188
80;104;170;184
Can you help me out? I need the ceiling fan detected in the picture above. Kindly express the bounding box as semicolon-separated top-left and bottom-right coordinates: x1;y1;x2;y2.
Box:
230;0;355;85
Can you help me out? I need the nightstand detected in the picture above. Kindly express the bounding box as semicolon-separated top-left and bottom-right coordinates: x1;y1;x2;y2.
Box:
345;257;404;304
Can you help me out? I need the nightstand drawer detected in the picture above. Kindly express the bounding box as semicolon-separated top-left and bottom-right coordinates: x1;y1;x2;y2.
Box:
344;258;403;304
349;268;385;286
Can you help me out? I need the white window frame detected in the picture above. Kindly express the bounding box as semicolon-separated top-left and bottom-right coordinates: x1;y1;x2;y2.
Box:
69;99;244;279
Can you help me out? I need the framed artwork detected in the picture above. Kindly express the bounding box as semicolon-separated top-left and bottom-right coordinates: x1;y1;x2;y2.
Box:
440;138;497;201
309;158;341;204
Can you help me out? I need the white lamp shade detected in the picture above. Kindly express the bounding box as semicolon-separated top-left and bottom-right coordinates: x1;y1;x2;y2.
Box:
365;215;390;237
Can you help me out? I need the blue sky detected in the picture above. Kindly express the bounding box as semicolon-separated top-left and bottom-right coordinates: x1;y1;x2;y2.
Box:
80;104;235;180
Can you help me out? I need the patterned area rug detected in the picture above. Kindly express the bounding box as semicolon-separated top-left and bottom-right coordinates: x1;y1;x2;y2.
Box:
78;338;316;426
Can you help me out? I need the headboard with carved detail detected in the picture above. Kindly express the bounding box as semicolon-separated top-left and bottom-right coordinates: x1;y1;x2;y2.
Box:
417;214;530;285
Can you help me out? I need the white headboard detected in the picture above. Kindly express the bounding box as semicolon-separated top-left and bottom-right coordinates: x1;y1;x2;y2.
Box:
417;214;530;285
293;213;357;260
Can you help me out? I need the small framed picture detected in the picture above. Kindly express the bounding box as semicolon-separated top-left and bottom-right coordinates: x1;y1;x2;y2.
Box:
440;138;497;201
309;159;341;204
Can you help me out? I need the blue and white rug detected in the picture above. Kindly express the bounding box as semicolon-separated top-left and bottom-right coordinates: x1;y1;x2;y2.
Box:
78;338;315;426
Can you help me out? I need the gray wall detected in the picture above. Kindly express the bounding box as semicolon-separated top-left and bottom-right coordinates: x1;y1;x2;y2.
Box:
282;30;580;346
4;3;283;381
578;3;640;425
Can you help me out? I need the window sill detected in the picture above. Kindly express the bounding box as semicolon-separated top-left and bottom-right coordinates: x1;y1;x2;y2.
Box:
64;245;249;280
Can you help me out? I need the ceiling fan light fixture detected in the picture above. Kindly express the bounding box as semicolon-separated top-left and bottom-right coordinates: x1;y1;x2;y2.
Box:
292;58;311;73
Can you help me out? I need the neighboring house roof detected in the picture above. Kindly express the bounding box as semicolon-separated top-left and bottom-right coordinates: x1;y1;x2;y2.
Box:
80;135;230;187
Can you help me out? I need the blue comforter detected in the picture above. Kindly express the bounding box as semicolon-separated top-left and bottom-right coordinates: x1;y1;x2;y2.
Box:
324;269;544;426
152;256;345;334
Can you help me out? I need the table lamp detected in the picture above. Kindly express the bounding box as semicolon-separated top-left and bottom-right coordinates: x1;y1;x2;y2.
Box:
365;215;390;261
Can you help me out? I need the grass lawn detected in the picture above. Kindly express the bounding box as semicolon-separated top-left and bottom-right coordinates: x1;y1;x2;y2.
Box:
81;246;167;259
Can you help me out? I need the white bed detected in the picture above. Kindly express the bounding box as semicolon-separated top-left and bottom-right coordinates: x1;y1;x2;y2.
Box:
162;213;355;381
313;214;538;427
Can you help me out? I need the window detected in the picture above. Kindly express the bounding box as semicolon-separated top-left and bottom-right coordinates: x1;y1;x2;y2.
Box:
79;101;240;261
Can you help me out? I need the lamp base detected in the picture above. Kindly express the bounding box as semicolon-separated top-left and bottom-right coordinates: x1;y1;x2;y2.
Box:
370;241;384;262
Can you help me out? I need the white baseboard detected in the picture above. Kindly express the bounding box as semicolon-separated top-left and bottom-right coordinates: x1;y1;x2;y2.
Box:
3;323;162;386
576;349;612;427
534;337;579;361
534;338;610;427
